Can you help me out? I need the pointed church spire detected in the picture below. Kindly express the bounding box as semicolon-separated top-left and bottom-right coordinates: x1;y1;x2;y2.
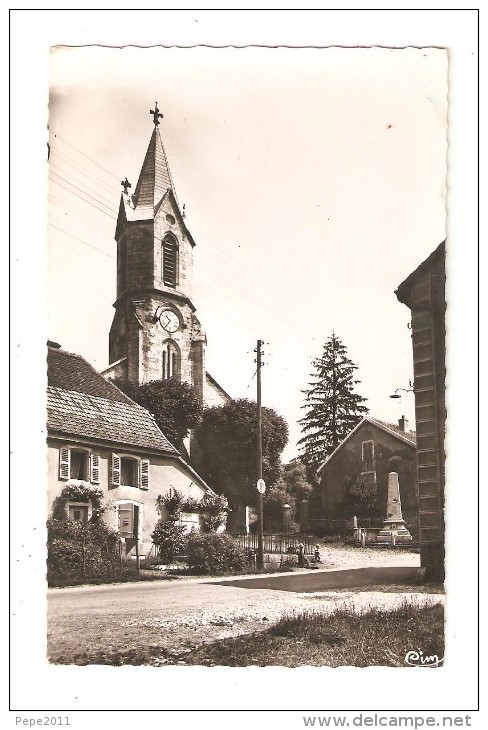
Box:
132;103;176;211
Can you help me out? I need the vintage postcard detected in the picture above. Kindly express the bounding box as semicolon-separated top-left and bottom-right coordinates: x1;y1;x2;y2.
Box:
10;9;479;723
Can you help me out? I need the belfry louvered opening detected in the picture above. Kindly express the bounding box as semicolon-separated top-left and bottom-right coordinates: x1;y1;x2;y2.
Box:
162;234;178;288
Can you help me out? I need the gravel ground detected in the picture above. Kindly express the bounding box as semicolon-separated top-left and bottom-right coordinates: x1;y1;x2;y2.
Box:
118;587;444;666
47;543;443;665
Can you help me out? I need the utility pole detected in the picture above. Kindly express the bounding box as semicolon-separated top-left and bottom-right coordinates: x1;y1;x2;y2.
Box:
255;339;265;570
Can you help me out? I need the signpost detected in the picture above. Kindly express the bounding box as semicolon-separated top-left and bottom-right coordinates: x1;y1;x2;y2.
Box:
256;340;265;570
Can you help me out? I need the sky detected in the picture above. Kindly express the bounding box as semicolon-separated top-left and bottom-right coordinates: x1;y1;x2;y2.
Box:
47;45;447;461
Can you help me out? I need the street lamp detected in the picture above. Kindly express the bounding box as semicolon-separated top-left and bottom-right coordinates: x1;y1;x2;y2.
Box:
389;381;415;399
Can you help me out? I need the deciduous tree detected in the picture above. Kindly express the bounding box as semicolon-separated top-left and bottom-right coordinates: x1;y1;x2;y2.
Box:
114;378;202;447
195;398;289;507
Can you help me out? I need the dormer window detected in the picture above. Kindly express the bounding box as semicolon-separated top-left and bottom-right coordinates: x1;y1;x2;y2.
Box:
162;234;178;288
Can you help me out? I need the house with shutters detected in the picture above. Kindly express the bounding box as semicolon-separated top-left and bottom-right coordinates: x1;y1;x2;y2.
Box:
47;341;215;558
316;416;418;528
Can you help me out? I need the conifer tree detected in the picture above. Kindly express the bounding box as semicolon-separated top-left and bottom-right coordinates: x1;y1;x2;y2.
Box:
298;333;369;472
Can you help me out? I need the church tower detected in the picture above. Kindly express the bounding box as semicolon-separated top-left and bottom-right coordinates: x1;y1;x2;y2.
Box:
104;104;207;403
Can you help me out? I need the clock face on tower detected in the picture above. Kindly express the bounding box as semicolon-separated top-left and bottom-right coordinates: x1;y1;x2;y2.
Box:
159;309;180;333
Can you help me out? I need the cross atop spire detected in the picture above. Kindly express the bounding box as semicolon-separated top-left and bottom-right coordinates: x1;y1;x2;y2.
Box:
121;177;131;194
150;102;163;126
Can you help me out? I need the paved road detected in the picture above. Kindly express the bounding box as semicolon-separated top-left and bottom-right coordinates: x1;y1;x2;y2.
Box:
47;563;443;664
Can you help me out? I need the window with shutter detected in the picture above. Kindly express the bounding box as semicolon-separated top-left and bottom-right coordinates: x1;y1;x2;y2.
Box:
70;449;89;480
90;453;100;484
111;453;121;487
162;235;178;287
120;457;138;487
59;447;70;480
140;459;149;490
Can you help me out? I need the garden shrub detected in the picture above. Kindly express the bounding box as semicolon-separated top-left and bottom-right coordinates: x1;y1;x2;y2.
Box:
186;532;247;574
151;521;187;563
200;492;228;532
47;517;120;587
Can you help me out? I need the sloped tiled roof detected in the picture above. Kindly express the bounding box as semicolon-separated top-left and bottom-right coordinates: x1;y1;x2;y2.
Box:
47;347;177;455
316;415;417;476
48;347;132;403
372;418;416;445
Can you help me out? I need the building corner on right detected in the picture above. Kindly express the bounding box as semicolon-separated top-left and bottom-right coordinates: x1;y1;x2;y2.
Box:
395;241;446;582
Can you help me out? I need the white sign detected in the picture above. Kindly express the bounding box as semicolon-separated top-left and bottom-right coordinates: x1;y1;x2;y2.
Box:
256;478;266;494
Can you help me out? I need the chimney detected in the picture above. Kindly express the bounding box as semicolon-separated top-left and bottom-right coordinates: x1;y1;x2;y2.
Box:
398;415;409;432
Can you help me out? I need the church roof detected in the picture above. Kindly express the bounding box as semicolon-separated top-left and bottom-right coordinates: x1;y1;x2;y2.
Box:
116;123;195;246
47;346;178;455
133;126;173;213
205;372;232;402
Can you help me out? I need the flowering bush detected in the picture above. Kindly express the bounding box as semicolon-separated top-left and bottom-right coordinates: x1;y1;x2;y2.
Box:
186;532;247;575
156;490;200;521
200;492;228;532
151;521;187;562
51;484;105;522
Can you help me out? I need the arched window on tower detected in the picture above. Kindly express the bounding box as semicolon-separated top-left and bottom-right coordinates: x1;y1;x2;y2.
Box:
162;234;178;288
162;340;180;380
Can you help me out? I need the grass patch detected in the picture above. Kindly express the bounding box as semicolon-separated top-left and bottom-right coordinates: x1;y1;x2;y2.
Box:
318;582;445;595
178;602;444;667
50;601;444;667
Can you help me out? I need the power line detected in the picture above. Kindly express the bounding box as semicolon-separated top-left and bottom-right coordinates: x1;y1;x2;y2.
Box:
49;175;117;221
51;135;313;323
48;222;116;259
49;136;316;332
49;163;118;213
49;155;118;206
49;169;117;214
53;133;120;182
245;369;257;390
51;146;119;193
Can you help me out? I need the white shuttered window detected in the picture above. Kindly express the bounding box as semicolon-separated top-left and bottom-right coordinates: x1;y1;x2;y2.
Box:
111;453;121;487
59;446;100;484
59;447;70;480
111;453;149;490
